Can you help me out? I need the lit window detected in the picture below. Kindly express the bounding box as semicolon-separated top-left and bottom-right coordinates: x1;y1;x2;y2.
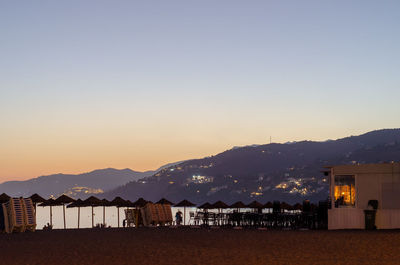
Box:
334;175;355;207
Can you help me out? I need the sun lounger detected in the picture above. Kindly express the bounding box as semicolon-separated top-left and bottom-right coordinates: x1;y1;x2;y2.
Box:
161;204;173;225
1;203;10;233
138;203;173;227
124;209;142;227
22;198;36;232
141;203;159;226
4;198;26;233
155;204;166;224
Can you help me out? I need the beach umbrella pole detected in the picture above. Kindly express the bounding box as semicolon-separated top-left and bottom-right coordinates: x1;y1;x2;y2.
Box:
78;207;80;229
184;207;186;226
50;205;53;227
34;203;37;222
103;206;105;227
92;206;94;228
117;207;120;228
63;204;66;229
136;207;139;228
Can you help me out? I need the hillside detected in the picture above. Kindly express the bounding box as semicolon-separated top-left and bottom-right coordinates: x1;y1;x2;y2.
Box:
0;168;156;199
105;129;400;204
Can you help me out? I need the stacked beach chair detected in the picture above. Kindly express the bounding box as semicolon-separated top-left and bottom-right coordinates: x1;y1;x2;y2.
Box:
22;198;36;232
124;209;143;227
159;204;173;225
0;203;10;233
4;198;26;233
140;203;173;226
141;203;159;226
125;209;134;226
1;198;36;233
155;204;166;225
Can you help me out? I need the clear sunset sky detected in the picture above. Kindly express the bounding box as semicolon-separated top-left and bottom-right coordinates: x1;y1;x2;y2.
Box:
1;1;399;181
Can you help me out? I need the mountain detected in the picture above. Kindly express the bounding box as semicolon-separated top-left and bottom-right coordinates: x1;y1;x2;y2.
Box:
0;166;167;199
104;129;400;204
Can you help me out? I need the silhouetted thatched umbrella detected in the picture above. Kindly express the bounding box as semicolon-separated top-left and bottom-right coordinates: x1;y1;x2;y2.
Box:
125;200;136;208
55;195;75;229
175;200;196;225
39;198;60;227
293;203;303;211
211;200;229;225
132;198;149;208
29;193;46;222
264;201;273;208
175;199;196;207
198;202;212;210
101;199;111;227
30;193;46;203
230;201;247;212
247;200;264;209
83;196;102;228
0;193;10;203
211;200;229;209
263;201;273;213
67;199;84;228
247;201;264;213
110;196;127;207
110;197;128;228
156;198;175;205
230;201;246;208
281;202;293;211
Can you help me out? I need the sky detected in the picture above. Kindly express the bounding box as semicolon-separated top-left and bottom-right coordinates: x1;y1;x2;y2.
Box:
1;1;400;181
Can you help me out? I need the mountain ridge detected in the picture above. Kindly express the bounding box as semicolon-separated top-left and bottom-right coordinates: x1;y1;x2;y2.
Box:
0;161;184;199
104;129;400;204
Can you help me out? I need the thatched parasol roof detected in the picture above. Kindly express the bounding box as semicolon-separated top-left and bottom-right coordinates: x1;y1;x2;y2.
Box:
198;202;212;209
30;193;46;203
110;197;128;207
247;200;264;209
67;199;84;208
100;199;111;207
132;197;150;208
175;199;196;207
39;198;60;207
125;200;136;207
293;203;303;210
280;202;293;210
55;194;75;204
264;201;273;208
230;201;247;208
83;196;102;207
156;198;175;205
0;193;11;203
211;200;229;209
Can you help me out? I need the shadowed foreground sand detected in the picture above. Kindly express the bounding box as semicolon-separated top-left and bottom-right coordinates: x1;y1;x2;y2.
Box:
1;228;400;265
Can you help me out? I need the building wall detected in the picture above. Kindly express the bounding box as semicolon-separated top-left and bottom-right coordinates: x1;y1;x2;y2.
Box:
328;208;364;229
328;163;400;229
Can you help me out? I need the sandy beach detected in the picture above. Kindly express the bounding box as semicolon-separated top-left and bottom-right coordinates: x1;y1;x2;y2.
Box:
1;228;400;265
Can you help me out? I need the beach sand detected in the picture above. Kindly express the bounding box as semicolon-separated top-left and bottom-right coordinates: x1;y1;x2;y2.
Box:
1;228;400;265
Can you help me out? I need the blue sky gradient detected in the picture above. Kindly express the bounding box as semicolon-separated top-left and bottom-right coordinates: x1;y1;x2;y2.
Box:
1;1;399;180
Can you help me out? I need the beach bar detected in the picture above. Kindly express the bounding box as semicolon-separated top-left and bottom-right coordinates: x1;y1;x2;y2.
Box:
327;162;400;229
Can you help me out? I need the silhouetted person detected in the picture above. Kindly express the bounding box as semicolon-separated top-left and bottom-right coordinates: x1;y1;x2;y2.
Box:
176;210;183;225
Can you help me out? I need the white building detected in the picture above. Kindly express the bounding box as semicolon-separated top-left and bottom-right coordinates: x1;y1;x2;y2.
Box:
327;162;400;229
